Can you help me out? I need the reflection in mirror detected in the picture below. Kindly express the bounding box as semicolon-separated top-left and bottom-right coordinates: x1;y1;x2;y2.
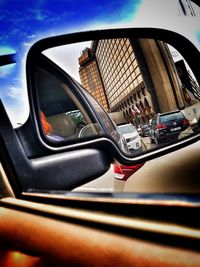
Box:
42;37;200;156
35;66;102;142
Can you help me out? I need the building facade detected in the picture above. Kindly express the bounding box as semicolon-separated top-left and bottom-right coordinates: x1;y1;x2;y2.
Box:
79;38;186;126
79;48;109;111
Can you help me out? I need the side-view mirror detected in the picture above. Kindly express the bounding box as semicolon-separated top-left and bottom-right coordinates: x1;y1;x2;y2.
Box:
26;28;200;166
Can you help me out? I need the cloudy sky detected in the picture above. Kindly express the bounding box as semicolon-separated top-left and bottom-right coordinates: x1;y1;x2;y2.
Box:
0;0;199;127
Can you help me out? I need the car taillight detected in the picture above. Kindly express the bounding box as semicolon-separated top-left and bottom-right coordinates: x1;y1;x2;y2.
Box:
113;165;125;180
156;123;167;129
182;119;189;125
114;163;144;181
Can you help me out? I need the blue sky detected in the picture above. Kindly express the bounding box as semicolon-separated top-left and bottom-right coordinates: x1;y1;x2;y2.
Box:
0;0;142;126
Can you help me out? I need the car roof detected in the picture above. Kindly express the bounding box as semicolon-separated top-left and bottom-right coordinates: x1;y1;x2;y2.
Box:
118;123;134;127
159;110;182;116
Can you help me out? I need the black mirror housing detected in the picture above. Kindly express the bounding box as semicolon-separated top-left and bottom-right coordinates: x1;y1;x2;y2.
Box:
26;28;200;165
2;27;198;193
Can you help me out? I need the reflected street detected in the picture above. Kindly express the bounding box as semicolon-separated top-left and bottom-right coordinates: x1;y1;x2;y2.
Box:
129;136;156;155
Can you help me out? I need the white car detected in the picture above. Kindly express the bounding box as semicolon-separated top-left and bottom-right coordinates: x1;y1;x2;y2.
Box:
118;123;141;152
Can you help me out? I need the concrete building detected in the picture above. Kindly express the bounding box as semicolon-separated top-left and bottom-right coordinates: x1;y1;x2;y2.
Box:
79;48;109;111
79;38;186;126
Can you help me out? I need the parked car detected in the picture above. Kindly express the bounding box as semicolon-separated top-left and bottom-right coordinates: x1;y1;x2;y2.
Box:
150;110;190;145
118;123;142;153
141;124;151;137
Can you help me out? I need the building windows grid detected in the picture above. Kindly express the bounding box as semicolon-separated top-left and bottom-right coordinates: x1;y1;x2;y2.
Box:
96;39;143;109
79;38;161;122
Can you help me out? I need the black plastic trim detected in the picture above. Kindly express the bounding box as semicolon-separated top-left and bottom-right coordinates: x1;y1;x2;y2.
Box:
0;101;111;192
0;53;16;67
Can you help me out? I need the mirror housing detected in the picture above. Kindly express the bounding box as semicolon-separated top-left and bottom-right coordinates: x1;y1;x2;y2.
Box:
26;28;200;166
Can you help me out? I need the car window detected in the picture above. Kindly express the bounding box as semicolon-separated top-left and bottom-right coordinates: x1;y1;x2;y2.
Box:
160;112;185;123
151;117;157;127
35;65;101;141
71;80;127;148
81;89;116;135
118;125;136;134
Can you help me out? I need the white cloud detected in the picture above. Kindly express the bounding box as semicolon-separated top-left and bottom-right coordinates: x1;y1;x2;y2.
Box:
5;103;29;128
0;64;16;78
27;34;37;39
7;86;26;102
23;42;33;47
3;87;29;127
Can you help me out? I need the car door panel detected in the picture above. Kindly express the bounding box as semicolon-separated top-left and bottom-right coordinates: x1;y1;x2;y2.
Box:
0;197;200;267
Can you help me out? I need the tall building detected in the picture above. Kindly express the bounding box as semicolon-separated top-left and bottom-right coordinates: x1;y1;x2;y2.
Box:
79;48;109;111
79;38;186;126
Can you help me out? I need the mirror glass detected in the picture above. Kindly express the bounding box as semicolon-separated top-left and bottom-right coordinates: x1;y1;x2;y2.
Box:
37;37;200;156
35;65;103;142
